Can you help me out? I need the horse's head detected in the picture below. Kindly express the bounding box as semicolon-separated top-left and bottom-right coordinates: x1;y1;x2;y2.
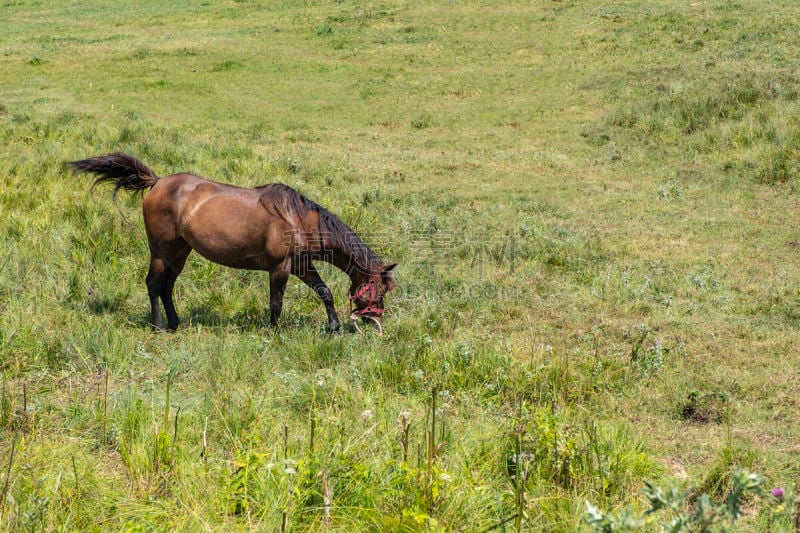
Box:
349;263;397;334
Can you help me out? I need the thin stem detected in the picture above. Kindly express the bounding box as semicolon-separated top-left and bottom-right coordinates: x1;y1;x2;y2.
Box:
102;370;109;443
170;406;181;467
202;417;208;464
478;514;519;533
0;437;17;522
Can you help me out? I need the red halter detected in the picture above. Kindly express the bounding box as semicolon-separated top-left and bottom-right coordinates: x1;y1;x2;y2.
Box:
349;280;383;316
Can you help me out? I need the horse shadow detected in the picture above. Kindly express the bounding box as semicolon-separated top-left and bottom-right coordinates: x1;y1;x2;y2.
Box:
79;295;361;334
123;306;358;333
86;296;125;316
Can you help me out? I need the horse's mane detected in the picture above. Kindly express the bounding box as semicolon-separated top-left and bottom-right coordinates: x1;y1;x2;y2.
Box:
258;183;381;272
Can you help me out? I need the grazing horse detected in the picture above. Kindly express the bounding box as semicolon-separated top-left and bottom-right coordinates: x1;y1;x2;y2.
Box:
69;153;396;333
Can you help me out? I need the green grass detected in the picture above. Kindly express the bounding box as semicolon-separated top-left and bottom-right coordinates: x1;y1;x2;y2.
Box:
1;0;799;531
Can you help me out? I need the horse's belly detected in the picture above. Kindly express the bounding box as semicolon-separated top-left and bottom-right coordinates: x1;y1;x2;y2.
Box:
179;197;282;270
183;230;272;270
194;247;271;270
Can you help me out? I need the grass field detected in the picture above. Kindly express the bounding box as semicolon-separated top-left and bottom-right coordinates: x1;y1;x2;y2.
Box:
1;0;799;531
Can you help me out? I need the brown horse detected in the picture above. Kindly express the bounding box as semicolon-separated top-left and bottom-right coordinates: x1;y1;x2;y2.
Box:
69;153;396;333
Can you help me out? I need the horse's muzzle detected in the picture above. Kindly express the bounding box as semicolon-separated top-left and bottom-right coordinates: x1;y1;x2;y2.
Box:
351;312;383;336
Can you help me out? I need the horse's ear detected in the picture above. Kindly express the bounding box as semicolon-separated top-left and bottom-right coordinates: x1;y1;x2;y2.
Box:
381;263;398;290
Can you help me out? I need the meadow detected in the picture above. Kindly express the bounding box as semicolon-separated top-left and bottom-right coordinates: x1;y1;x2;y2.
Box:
1;0;799;531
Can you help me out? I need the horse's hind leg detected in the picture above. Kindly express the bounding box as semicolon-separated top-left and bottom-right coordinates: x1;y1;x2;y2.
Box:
269;269;290;327
146;257;169;331
146;240;192;331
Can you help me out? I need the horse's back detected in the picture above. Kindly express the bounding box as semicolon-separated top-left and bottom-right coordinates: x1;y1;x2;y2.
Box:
143;174;290;270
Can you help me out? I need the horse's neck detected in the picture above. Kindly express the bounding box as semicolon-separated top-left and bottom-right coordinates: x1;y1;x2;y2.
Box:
323;233;377;281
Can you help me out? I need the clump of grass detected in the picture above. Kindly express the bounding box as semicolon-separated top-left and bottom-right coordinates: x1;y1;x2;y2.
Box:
610;73;785;139
113;376;180;496
694;442;761;501
608;69;800;185
586;469;779;532
512;405;655;497
677;389;730;425
148;79;172;89
411;113;433;129
755;132;800;184
129;47;152;60
211;60;244;72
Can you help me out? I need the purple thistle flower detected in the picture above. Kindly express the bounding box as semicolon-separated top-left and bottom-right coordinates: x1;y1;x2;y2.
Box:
772;488;785;502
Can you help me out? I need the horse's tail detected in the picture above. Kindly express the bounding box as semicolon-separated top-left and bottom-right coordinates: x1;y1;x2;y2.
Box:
69;152;159;201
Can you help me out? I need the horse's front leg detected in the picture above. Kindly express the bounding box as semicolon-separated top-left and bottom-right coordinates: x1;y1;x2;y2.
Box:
294;263;340;332
269;269;290;326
